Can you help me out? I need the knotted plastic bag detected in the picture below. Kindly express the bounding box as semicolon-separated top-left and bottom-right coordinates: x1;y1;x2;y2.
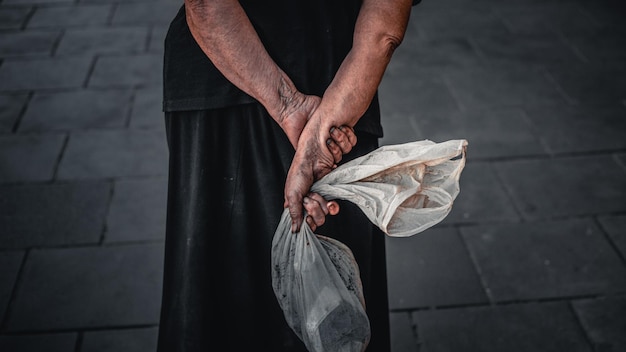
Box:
272;139;468;352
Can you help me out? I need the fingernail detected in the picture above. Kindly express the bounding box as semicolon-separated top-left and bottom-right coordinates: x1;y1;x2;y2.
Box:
326;138;332;145
330;127;336;133
303;196;310;203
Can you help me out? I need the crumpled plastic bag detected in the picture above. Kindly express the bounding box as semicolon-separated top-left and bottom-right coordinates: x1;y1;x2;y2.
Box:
271;139;468;352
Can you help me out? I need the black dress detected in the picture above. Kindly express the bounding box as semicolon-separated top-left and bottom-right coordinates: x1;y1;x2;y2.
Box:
156;1;418;350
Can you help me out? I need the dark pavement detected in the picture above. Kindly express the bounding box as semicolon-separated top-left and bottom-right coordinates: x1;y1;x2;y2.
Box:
0;0;625;351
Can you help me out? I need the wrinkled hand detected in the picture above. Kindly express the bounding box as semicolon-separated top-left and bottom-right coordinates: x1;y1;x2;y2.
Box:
303;192;340;232
277;94;321;149
284;119;357;232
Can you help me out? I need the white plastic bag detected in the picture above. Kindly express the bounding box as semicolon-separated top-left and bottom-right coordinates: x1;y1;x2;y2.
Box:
272;139;468;351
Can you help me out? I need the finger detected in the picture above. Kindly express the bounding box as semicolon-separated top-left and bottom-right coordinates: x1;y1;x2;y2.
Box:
330;126;353;155
305;215;317;232
303;196;326;229
326;139;343;164
286;191;304;233
307;192;329;215
339;125;357;147
327;201;340;215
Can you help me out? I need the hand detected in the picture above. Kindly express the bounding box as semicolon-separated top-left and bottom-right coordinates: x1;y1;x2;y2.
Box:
277;93;321;149
303;192;340;231
284;117;356;232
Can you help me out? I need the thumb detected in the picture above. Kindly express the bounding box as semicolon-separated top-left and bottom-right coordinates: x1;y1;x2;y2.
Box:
285;192;304;233
327;201;340;215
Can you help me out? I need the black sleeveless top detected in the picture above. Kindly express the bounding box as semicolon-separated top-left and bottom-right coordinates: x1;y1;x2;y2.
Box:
162;1;420;137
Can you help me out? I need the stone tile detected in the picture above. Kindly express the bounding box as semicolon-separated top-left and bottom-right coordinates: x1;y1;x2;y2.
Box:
0;7;32;30
56;27;150;56
89;54;163;88
112;1;181;25
378;72;460;116
414;107;547;159
4;0;72;3
148;26;168;53
0;251;24;321
573;296;626;352
81;327;158;352
27;4;111;28
413;6;509;36
460;219;626;302
443;64;567;110
406;34;482;70
57;129;168;179
414;302;592;352
0;133;65;183
0;333;77;352
441;162;520;225
389;313;416;352
129;86;164;129
386;228;487;309
523;105;626;154
546;64;626;105
563;29;626;63
473;32;583;65
0;31;58;57
495;3;601;35
6;243;164;331
20;89;132;132
494;155;626;219
0;93;28;133
379;112;422;146
0;182;110;248
0;57;91;91
106;177;167;243
598;215;626;259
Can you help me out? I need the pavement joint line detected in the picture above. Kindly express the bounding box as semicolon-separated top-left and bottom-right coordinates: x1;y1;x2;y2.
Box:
50;133;70;182
105;2;117;26
466;148;626;163
145;24;154;52
593;216;626;267
20;6;36;31
389;292;626;314
567;301;598;352
82;55;98;88
0;323;160;336
489;160;526;221
0;238;166;252
439;73;467;112
540;67;579;106
0;249;29;334
74;331;83;352
50;28;65;57
407;312;421;352
612;153;626;174
454;224;495;304
10;90;33;133
98;181;115;245
124;88;137;128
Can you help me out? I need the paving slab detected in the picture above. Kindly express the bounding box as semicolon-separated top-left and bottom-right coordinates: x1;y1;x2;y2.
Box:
412;107;547;159
412;5;509;36
0;57;92;91
494;3;601;35
598;215;626;260
6;243;164;331
546;64;626;105
56;27;150;56
0;31;58;57
460;219;626;302
0;182;110;248
522;104;626;154
440;162;520;225
563;28;626;63
57;129;167;180
573;296;626;352
389;312;416;352
129;86;165;129
399;33;482;70
112;1;181;25
472;31;583;65
27;4;112;28
0;7;32;30
443;64;567;110
81;327;158;352
414;302;592;352
19;89;132;132
4;0;73;4
105;177;167;243
379;112;422;146
0;93;28;133
0;251;24;322
0;133;66;183
494;155;626;220
386;228;487;309
378;72;460;117
0;333;77;352
148;26;168;54
88;54;163;88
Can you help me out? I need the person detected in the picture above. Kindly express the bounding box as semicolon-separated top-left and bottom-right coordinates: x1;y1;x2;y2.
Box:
157;0;418;351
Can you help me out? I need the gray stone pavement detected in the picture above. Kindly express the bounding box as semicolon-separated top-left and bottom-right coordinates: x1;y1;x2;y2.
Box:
0;0;625;351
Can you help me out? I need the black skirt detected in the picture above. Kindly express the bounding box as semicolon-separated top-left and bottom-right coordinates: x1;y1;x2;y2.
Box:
157;104;390;351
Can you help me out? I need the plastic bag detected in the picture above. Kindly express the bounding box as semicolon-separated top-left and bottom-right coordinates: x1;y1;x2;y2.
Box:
271;139;468;351
272;210;370;352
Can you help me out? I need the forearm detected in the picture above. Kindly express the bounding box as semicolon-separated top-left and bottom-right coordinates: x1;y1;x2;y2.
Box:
184;0;299;122
309;0;413;139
